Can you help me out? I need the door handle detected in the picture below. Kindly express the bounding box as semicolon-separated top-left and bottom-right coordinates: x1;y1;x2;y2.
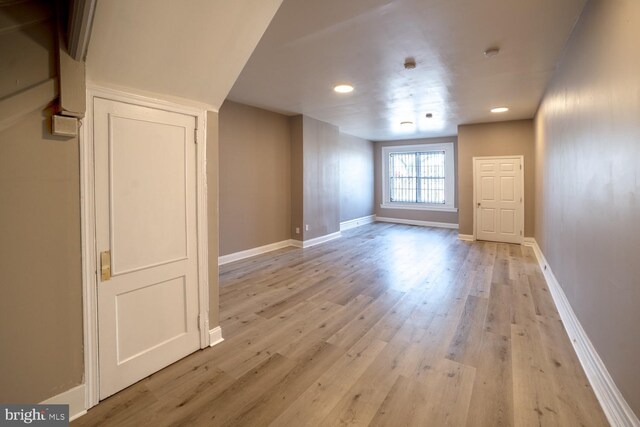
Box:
477;202;481;208
101;251;111;281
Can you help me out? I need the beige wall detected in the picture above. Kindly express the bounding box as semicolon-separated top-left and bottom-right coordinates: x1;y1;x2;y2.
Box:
339;133;374;223
374;137;458;225
218;101;291;255
0;1;85;403
457;120;535;236
535;0;640;415
0;2;56;99
0;107;83;403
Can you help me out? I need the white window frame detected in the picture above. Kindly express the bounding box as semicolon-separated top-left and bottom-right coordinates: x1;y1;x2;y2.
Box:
381;143;457;212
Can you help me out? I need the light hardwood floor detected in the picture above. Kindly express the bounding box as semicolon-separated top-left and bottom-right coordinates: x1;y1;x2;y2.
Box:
73;223;609;426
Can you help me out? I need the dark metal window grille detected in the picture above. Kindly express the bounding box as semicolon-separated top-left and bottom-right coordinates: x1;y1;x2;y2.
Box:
389;151;446;204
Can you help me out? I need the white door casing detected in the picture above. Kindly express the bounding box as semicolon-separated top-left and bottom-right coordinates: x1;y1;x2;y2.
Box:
473;156;524;244
94;97;201;399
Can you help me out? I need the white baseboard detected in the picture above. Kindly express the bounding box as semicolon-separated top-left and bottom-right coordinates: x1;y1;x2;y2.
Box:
219;239;293;265
525;239;640;427
458;234;475;241
375;216;459;230
220;232;343;265
340;215;375;231
41;384;86;421
209;326;224;347
292;231;342;249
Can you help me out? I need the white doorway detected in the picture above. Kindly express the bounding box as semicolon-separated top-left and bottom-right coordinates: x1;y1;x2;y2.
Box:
81;87;210;404
473;156;524;244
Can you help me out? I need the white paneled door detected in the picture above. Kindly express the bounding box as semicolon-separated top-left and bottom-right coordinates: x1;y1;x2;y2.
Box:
94;98;200;399
474;156;524;244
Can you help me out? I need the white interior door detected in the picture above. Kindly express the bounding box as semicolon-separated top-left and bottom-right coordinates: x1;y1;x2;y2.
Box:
474;157;523;244
94;97;200;399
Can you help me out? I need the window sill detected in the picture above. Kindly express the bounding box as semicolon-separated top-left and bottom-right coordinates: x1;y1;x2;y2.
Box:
380;203;458;213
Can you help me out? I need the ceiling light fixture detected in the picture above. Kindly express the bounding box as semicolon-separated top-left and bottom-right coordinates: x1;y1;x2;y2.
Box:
333;84;354;93
491;107;509;113
484;47;500;58
425;113;433;118
400;121;414;127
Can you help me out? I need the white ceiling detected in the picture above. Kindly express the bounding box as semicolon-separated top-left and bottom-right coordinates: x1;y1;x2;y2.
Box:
86;0;283;111
228;0;586;140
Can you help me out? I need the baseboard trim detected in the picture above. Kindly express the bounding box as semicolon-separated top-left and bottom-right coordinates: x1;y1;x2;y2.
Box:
219;239;293;265
209;326;224;347
340;215;375;231
292;231;342;249
525;238;640;427
41;384;86;421
458;234;475;242
375;216;459;230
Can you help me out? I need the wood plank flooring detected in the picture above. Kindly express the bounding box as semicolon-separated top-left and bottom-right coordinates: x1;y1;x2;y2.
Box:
73;223;609;426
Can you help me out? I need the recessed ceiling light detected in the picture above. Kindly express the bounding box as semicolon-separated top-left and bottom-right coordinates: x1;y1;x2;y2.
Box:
333;84;354;93
491;107;509;113
400;121;414;127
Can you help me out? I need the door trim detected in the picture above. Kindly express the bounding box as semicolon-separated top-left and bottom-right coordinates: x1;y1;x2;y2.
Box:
472;155;524;244
80;85;211;409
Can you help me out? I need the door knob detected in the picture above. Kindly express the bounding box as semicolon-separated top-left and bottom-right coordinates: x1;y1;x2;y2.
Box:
477;202;481;208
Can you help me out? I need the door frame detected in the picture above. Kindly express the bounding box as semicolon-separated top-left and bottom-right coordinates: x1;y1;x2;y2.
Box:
472;155;525;244
80;85;211;409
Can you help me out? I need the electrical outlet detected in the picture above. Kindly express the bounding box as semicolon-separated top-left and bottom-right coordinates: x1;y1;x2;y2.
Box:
295;227;300;234
305;224;309;231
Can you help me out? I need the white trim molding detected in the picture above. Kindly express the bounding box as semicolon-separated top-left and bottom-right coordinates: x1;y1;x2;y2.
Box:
458;234;475;242
340;215;375;231
292;231;342;248
41;384;86;421
379;203;458;213
209;326;224;347
220;232;343;266
375;216;459;230
524;239;640;427
219;239;293;265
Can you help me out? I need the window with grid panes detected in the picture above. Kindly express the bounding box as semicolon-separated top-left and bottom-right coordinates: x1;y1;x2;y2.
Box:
381;143;456;212
389;151;446;204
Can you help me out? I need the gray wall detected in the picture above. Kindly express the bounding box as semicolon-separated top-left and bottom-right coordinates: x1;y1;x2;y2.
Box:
0;1;83;402
301;116;340;240
339;133;374;223
218;101;291;255
535;0;640;415
374;137;458;225
290;116;304;239
458;120;535;237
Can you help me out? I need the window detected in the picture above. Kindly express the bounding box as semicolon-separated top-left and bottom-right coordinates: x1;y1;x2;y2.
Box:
381;143;456;212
